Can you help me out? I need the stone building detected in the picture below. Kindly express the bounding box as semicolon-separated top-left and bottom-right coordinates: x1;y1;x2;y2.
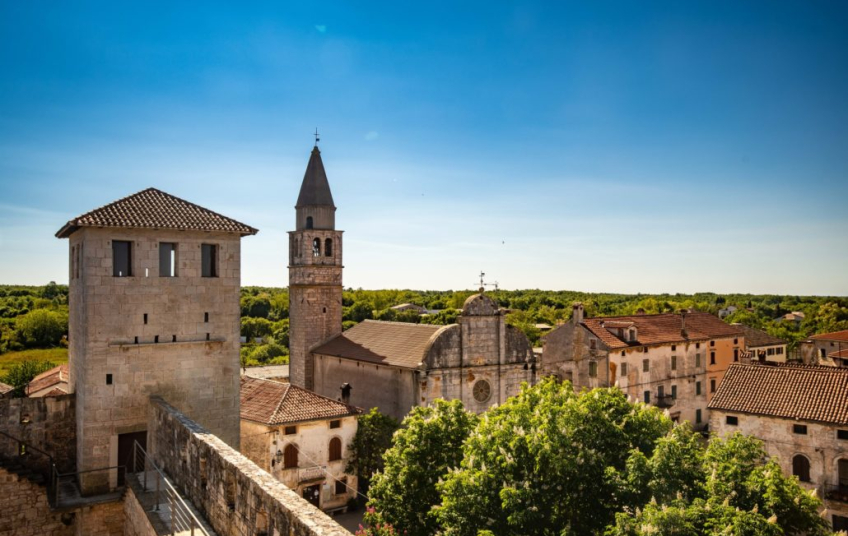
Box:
709;363;848;531
239;376;360;513
542;305;744;429
800;329;848;367
25;363;70;397
56;187;257;490
731;323;787;363
287;147;537;419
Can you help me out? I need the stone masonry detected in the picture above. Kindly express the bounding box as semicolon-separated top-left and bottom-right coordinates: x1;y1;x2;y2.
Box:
0;394;75;472
0;466;74;536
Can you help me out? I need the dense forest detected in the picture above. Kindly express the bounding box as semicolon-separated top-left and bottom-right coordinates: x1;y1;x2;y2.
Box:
2;283;847;371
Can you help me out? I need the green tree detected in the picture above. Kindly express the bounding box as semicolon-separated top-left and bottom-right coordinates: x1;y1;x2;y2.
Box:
346;408;400;494
1;360;57;397
368;399;479;536
15;309;67;347
240;317;273;340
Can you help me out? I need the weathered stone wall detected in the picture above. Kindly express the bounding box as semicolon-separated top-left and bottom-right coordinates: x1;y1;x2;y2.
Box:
800;338;848;367
73;502;124;536
0;395;76;472
149;397;351;536
122;485;157;536
69;227;242;484
0;466;74;536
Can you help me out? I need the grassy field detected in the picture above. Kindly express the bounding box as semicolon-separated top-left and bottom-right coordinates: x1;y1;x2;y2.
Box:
0;348;68;377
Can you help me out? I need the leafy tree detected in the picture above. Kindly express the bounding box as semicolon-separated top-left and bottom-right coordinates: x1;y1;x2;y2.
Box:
368;399;479;536
15;309;67;347
346;408;401;494
240;317;273;340
1;360;57;397
345;301;374;323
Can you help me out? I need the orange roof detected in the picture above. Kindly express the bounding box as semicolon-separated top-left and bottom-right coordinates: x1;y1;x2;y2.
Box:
731;323;785;348
312;320;448;369
0;382;13;396
709;363;848;425
26;364;69;396
810;330;848;343
828;349;848;359
240;377;360;426
582;312;743;349
56;187;258;238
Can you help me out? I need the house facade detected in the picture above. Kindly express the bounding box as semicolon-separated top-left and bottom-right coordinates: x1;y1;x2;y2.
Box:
731;323;787;363
800;329;848;367
239;376;360;512
709;363;848;531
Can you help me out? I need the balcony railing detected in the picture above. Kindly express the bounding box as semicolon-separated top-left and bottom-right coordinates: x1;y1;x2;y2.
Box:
655;394;675;408
825;485;848;503
297;464;327;483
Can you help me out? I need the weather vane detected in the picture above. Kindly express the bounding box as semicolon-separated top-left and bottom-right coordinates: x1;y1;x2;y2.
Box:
314;127;320;146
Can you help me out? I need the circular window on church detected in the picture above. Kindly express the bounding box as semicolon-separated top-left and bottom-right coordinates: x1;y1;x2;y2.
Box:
472;380;492;403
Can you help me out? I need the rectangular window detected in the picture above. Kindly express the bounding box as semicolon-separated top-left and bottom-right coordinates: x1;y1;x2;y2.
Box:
620;363;627;376
733;338;738;344
837;429;848;440
159;242;177;277
710;378;716;392
658;385;664;398
204;312;209;323
106;374;113;385
710;340;715;347
589;361;598;377
696;342;701;349
695;354;701;368
671;356;677;371
793;424;808;435
733;349;739;362
284;425;296;435
112;240;132;277
671;385;677;399
767;348;775;356
642;359;650;372
643;347;649;353
671;345;676;351
335;477;347;495
330;420;341;429
644;391;650;404
201;244;218;277
696;409;702;424
696;381;702;395
710;352;716;365
777;347;784;355
590;339;596;349
726;416;738;426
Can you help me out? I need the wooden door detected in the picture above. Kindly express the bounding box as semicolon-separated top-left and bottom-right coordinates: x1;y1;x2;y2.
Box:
303;484;321;508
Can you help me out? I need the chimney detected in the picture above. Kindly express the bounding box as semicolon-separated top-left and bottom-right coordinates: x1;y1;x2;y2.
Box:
340;383;352;405
573;303;584;324
680;310;688;338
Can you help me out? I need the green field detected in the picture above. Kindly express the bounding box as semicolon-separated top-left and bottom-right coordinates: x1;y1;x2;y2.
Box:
0;348;68;377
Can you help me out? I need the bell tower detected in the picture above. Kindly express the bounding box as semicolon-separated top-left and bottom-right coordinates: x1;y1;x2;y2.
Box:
288;145;343;390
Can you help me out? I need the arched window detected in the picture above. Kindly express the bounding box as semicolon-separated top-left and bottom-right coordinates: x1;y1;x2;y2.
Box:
793;454;810;482
312;238;321;257
306;216;313;229
284;444;299;469
324;238;333;257
329;437;342;462
294;238;299;257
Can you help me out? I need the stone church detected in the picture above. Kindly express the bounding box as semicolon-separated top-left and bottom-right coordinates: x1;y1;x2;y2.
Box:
288;146;538;419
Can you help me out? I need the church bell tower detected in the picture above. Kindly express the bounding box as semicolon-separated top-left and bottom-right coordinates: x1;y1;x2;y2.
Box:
288;145;343;390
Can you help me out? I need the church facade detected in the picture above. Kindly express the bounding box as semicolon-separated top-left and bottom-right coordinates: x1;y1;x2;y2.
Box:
287;147;537;419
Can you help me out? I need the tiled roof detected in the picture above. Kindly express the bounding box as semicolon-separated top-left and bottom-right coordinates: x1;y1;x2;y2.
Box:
240;377;360;426
731;323;786;348
296;147;335;208
311;320;449;369
56;187;258;238
810;330;848;343
829;349;848;359
42;387;68;397
582;312;743;350
0;382;13;396
708;363;848;426
26;364;69;396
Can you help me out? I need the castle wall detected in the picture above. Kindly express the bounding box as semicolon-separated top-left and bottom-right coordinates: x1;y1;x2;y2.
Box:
0;466;74;536
0;395;76;473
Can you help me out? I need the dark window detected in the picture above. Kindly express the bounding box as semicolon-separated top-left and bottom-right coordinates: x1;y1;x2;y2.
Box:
710;340;715;347
201;244;218;277
643;347;648;353
159;242;176;277
154;335;159;343
671;385;677;399
710;378;716;392
312;238;321;257
112;240;132;277
329;420;341;429
305;216;313;229
620;363;627;376
324;238;333;257
777;347;783;355
696;381;702;395
793;424;808;435
671;356;677;370
204;312;209;323
695;354;701;367
726;416;738;426
284;425;296;435
710;352;716;365
588;361;598;377
733;338;738;344
792;455;810;482
837;429;848;440
696;409;702;423
283;444;298;469
768;348;775;356
733;349;739;362
834;515;848;532
696;342;700;349
642;359;649;372
658;385;664;398
821;348;826;358
106;374;112;385
294;238;299;257
621;350;625;357
172;335;176;342
671;345;676;351
335;477;347;495
590;339;596;349
143;313;148;325
329;437;342;461
644;391;650;404
206;333;210;341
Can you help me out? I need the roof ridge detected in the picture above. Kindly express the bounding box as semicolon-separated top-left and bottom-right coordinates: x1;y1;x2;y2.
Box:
361;319;448;328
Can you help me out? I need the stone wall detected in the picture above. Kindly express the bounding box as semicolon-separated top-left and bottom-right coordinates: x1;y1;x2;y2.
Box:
73;502;124;536
0;466;74;536
0;395;76;472
122;485;157;536
149;396;352;536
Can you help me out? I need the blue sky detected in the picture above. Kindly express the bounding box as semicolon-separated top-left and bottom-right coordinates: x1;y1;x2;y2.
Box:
1;1;846;294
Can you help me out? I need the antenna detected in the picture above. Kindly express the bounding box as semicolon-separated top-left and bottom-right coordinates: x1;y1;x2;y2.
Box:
314;127;320;146
478;271;486;289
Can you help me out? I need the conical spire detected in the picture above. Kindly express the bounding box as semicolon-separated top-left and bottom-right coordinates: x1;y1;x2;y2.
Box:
296;146;335;208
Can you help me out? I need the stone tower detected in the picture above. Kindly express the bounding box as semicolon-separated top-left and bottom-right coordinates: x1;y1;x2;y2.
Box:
288;146;344;390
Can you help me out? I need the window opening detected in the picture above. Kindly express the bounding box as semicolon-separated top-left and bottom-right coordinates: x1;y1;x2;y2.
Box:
305;216;313;229
201;244;218;277
159;242;177;277
106;374;113;385
793;424;808;435
792;455;810;482
284;444;298;468
324;238;333;257
329;437;342;461
312;238;321;257
671;385;677;399
726;416;738;426
112;240;132;277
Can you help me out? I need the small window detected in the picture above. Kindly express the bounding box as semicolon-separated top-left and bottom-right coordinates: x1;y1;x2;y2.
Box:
201;244;218;277
726;416;738;426
154;335;159;343
642;359;649;372
305;216;313;229
620;350;625;357
671;385;677;399
204;312;209;323
312;238;321;257
159;242;177;277
710;340;715;347
777;347;783;355
710;378;716;392
324;238;333;257
590;339;596;350
837;430;848;440
284;425;297;435
695;354;701;367
588;361;598;377
821;348;827;358
329;420;341;429
767;348;775;356
643;347;648;353
696;343;701;349
620;363;628;377
143;313;148;325
335;477;347;495
710;352;716;365
792;455;810;482
733;338;738;344
696;409;702;424
696;381;702;395
106;374;113;385
793;424;808;435
658;385;664;398
671;345;676;351
283;444;298;469
671;356;677;371
112;240;132;277
329;437;342;461
644;391;650;404
733;349;739;362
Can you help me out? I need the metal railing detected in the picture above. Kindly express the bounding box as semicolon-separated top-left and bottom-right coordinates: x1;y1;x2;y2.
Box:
52;464;125;508
825;485;848;503
0;430;56;504
130;441;211;536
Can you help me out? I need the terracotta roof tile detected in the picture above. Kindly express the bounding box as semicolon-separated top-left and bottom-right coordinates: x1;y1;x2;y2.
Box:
810;330;848;343
56;187;258;238
312;320;449;369
0;382;13;395
582;312;743;349
708;363;848;426
240;377;360;426
829;349;848;359
731;323;786;348
26;364;69;396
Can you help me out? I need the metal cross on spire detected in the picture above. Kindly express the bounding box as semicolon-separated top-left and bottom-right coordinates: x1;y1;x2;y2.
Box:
314;128;320;146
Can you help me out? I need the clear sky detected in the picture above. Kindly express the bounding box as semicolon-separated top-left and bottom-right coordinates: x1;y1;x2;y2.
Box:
1;1;846;295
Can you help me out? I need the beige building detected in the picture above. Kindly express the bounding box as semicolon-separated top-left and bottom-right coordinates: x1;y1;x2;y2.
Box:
731;323;787;363
800;329;848;367
709;363;848;531
25;363;69;397
56;187;257;491
542;305;744;430
240;376;360;513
